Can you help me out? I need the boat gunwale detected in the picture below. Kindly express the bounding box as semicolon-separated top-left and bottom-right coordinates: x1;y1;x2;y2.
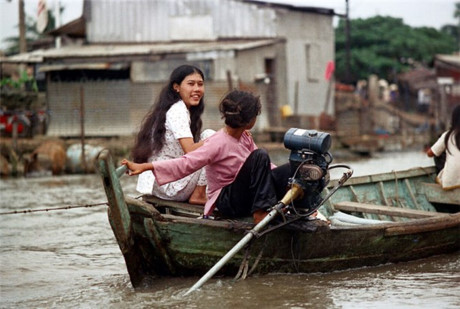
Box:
158;210;460;231
119;164;458;238
328;165;436;188
125;193;460;235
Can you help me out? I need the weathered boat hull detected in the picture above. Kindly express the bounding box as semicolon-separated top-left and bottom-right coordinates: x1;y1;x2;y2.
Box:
97;150;460;288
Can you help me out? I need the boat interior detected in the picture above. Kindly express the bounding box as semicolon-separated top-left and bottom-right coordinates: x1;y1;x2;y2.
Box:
139;166;459;229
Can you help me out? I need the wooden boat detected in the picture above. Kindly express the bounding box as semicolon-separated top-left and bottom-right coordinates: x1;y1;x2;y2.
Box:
96;149;460;288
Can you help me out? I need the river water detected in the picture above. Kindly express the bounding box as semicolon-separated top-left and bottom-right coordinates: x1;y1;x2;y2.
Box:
1;150;459;308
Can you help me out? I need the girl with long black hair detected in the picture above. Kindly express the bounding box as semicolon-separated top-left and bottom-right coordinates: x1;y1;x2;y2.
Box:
132;64;214;204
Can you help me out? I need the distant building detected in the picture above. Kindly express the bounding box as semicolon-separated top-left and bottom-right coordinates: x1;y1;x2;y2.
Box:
4;0;336;137
434;54;460;123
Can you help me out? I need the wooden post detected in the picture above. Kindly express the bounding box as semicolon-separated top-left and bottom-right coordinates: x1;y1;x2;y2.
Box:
294;81;299;114
18;0;26;54
18;0;27;90
345;0;351;84
80;86;87;173
324;77;334;114
439;85;447;129
367;75;379;135
226;70;233;91
54;0;62;48
12;117;18;153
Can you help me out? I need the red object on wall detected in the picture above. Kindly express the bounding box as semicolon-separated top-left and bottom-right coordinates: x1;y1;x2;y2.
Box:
325;61;335;81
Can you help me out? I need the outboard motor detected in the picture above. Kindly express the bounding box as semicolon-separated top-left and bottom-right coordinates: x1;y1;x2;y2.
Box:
283;128;333;213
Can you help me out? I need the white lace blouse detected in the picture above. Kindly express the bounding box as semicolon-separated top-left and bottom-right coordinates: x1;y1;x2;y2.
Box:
431;131;460;190
136;100;207;200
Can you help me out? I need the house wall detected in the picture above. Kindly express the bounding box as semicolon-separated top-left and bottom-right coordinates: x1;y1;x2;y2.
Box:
84;0;334;121
47;80;155;136
233;43;286;129
47;0;334;136
128;44;282;132
275;9;335;118
46;79;242;137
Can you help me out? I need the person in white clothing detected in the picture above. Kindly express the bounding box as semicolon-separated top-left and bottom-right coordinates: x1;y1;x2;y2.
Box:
131;65;214;204
427;105;460;190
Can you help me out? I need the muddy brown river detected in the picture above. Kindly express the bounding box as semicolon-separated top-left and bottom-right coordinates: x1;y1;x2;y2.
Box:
1;150;459;308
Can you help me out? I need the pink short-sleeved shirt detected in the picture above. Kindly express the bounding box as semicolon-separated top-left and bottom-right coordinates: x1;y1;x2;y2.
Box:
153;129;257;215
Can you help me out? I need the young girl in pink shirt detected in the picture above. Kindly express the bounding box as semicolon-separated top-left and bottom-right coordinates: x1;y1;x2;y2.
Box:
122;90;291;222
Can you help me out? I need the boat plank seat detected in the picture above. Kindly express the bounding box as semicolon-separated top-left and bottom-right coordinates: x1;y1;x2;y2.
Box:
142;195;204;215
421;183;460;205
334;201;445;219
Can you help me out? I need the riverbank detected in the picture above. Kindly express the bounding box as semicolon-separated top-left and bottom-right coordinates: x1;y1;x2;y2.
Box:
1;135;135;177
0;134;375;177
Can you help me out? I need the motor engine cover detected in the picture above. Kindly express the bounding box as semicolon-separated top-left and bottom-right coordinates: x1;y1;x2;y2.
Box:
298;164;324;181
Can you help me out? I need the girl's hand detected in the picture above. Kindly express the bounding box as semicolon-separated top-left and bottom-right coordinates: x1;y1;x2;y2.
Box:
121;159;151;176
426;148;435;157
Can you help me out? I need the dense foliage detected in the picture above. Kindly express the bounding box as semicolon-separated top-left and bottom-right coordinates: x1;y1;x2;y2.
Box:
335;16;458;84
1;70;38;92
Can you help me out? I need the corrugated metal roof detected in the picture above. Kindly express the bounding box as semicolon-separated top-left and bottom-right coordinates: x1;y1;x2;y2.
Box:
83;0;334;43
47;16;86;38
398;67;435;82
39;62;129;72
398;67;438;91
435;54;460;68
244;0;335;15
2;39;280;63
44;0;335;44
85;0;280;43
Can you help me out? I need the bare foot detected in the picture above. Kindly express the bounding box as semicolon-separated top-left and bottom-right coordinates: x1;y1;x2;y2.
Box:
188;186;207;205
253;209;268;224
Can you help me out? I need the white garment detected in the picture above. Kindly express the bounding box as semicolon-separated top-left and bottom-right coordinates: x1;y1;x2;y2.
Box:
136;100;214;200
431;131;460;190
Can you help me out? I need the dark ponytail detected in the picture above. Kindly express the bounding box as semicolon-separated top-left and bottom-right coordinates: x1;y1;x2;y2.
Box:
219;90;261;129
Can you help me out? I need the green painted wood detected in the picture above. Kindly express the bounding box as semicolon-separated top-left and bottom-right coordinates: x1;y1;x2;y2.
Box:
422;183;460;205
126;196;161;217
144;218;176;275
143;195;204;213
334;201;445;218
97;154;460;288
143;213;460;276
97;150;132;249
328;166;438;215
97;149;146;287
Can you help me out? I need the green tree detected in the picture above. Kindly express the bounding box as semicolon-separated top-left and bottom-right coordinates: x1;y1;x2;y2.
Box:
1;70;38;92
335;16;457;84
2;8;60;56
440;24;459;50
440;2;460;50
